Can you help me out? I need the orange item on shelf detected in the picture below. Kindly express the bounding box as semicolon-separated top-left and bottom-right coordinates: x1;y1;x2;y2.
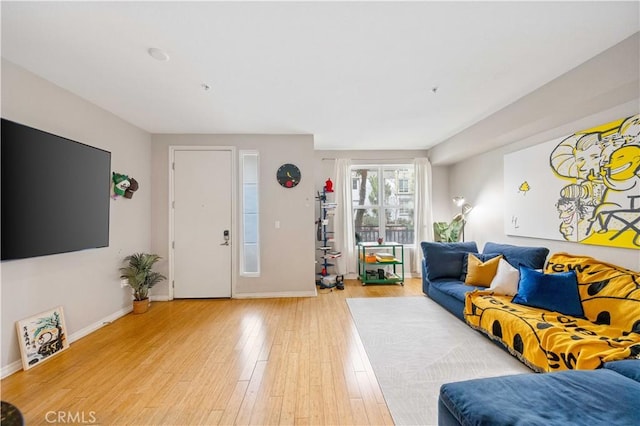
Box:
365;254;377;263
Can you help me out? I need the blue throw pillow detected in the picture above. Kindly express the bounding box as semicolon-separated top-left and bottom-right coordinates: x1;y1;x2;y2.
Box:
460;252;502;281
512;266;584;317
483;242;549;269
421;241;478;281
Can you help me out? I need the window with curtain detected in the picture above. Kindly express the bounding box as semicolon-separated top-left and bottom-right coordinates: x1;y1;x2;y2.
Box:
240;151;259;276
351;165;415;245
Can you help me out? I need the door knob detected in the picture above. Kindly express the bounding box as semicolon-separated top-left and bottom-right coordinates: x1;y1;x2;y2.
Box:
221;229;230;246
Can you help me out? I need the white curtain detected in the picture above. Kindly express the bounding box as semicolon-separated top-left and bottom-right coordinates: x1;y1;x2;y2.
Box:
333;158;357;275
413;158;434;275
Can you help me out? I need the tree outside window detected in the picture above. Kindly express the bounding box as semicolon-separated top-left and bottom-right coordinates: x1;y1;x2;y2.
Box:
351;165;415;245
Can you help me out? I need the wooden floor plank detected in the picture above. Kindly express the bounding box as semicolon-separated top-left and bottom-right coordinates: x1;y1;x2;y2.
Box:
1;278;422;425
355;370;385;425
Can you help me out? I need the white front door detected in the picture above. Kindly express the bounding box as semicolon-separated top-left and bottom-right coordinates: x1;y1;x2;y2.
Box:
172;148;233;298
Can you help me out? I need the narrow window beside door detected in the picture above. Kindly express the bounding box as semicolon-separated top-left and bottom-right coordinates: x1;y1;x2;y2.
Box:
240;151;260;276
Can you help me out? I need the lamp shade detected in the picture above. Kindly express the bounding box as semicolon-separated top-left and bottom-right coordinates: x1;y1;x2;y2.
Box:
462;203;473;215
452;196;465;207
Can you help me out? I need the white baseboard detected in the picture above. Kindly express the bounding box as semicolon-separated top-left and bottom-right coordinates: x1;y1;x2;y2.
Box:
1;360;22;379
234;290;318;299
1;306;132;379
150;295;171;302
69;306;132;342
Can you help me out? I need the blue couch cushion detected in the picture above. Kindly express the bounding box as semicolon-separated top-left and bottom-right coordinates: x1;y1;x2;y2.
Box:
431;279;483;302
483;242;549;269
421;241;478;281
428;283;467;321
439;369;640;426
604;360;640;383
512;266;584;318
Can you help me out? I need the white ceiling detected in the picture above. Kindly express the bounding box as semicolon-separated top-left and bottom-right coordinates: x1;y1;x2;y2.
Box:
2;1;638;151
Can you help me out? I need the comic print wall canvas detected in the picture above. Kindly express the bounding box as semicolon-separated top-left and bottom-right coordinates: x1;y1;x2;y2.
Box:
505;114;639;249
16;306;69;370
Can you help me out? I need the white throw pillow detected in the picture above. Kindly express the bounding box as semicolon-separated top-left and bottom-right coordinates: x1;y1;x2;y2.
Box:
489;258;519;296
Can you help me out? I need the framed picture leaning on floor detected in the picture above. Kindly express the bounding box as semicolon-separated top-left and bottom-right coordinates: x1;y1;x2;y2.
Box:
16;306;69;371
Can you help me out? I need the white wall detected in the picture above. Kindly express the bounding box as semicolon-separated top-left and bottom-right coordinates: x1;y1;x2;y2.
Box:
448;101;640;271
437;33;640;271
150;134;316;297
430;32;640;166
1;60;152;374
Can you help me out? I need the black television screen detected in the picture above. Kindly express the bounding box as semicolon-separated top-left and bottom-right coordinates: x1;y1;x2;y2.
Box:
1;119;111;260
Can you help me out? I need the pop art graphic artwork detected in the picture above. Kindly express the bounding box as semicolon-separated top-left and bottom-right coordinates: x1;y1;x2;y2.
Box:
505;114;639;249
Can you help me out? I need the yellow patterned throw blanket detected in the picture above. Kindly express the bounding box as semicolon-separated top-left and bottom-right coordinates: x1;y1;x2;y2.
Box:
465;253;640;372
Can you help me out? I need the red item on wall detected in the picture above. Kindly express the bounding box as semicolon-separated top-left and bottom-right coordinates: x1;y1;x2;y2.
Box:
325;178;334;192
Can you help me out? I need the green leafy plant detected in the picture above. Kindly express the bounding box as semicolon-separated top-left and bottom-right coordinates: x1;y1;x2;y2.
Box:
433;214;464;242
120;253;166;301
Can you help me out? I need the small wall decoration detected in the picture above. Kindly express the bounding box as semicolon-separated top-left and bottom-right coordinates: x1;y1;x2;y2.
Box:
112;172;139;199
124;177;139;199
276;163;301;188
16;306;69;371
325;178;334;192
504;114;639;249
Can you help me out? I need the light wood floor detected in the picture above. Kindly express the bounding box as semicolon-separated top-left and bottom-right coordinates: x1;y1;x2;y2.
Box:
2;278;423;425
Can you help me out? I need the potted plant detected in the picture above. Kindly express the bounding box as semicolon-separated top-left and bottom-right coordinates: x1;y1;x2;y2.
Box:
433;214;465;242
120;253;166;314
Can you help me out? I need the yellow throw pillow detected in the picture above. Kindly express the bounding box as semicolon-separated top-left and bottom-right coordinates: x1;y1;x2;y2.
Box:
465;254;503;287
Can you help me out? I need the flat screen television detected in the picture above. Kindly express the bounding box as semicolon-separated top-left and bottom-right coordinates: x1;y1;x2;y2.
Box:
1;119;111;260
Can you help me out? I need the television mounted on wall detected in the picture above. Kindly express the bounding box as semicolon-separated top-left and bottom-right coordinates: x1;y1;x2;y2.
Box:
1;118;111;260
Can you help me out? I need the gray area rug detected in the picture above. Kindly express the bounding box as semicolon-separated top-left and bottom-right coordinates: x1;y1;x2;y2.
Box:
346;296;531;426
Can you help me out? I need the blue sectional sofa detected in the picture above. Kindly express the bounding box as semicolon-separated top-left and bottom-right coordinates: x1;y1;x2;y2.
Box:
421;241;640;424
438;359;640;425
420;241;549;320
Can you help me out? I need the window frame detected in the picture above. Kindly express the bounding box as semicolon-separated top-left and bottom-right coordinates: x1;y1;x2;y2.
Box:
351;163;416;247
239;150;260;277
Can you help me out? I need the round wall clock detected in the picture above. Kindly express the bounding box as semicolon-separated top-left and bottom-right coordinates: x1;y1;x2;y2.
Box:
276;163;301;188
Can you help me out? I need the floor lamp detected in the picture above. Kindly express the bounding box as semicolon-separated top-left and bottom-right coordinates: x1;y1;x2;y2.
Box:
452;196;473;242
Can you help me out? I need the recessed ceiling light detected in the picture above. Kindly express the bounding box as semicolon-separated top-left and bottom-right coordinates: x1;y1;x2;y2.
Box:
148;47;170;62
